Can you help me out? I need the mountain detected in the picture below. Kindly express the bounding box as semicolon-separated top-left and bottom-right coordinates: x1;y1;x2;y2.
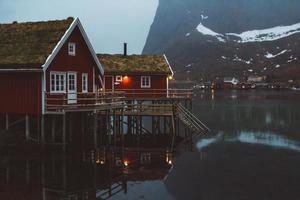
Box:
143;0;300;81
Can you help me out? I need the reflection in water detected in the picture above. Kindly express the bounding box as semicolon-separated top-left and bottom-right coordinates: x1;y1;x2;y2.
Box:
197;131;300;152
0;147;172;200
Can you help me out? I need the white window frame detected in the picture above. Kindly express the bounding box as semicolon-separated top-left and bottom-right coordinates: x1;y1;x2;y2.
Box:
115;75;122;82
50;72;66;93
68;42;76;56
141;76;151;88
82;73;88;93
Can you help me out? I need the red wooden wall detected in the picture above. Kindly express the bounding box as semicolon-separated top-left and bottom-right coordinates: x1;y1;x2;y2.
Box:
0;72;42;115
105;75;168;98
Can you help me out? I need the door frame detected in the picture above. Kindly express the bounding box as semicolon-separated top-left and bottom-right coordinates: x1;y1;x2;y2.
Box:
67;72;77;104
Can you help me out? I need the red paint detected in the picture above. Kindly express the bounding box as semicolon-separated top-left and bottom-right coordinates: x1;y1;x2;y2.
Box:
104;74;168;98
0;72;42;115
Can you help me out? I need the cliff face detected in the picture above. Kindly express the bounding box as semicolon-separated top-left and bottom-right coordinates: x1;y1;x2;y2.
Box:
143;0;300;81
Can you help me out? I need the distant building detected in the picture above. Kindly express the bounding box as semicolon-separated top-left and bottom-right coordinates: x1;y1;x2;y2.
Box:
97;46;174;99
247;75;266;83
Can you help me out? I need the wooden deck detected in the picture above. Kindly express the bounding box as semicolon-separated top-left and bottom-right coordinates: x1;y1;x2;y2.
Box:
45;89;193;114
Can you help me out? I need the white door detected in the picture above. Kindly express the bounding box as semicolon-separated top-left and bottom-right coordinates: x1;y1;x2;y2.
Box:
67;72;77;104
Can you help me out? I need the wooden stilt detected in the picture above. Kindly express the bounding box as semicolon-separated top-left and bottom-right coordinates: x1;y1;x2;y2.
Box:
5;113;9;130
41;115;45;147
93;111;98;149
25;114;30;141
26;159;30;184
62;113;66;152
51;116;56;142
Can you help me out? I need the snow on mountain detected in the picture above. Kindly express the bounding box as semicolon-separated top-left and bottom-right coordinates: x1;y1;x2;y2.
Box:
227;23;300;43
196;23;225;42
264;50;288;59
195;22;300;43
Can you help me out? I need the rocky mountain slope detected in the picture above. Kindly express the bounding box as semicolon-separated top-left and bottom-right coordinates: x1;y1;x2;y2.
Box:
143;0;300;81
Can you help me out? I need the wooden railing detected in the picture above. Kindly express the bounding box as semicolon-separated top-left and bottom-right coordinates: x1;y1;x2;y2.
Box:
45;91;125;112
107;88;193;99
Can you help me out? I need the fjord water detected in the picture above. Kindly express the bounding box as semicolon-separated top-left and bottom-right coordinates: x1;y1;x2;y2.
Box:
1;90;300;200
165;90;300;200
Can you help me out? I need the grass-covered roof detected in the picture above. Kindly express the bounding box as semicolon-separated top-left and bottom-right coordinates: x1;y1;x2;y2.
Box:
0;17;74;69
97;54;172;75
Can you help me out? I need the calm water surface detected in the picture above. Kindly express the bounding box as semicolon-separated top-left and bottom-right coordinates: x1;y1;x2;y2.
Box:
1;90;300;200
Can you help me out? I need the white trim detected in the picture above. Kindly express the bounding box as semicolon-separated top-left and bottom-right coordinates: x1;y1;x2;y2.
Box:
68;42;76;56
141;76;151;88
82;73;88;93
42;18;104;75
163;54;174;76
50;71;67;94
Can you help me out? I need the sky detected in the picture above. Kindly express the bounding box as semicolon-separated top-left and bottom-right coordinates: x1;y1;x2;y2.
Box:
0;0;158;54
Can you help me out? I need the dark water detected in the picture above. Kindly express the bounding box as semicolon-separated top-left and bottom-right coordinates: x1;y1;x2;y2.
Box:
1;90;300;200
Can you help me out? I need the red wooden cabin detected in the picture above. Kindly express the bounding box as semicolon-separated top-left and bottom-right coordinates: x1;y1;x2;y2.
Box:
97;46;174;99
0;17;103;116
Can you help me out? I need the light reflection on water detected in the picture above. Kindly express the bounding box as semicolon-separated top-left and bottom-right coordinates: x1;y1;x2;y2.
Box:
197;131;300;152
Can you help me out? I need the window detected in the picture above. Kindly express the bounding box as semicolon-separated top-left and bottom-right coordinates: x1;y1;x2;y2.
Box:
141;76;151;88
82;73;88;93
50;72;66;93
68;42;76;56
115;75;122;82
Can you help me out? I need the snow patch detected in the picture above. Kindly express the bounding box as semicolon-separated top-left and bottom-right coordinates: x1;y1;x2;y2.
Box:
227;22;300;43
185;63;193;68
221;56;227;60
201;14;208;20
264;50;288;59
275;64;280;68
185;33;190;37
196;23;225;42
233;55;253;65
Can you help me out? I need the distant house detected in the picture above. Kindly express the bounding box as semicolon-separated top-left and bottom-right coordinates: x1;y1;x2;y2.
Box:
0;17;103;116
97;45;173;99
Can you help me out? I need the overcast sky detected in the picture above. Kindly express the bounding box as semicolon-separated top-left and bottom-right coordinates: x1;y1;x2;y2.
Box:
0;0;158;54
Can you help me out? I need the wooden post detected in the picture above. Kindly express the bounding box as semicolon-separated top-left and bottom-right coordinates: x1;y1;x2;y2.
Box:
41;115;45;147
93;111;98;149
25;115;30;141
26;159;30;184
51;116;56;142
5;113;9;130
62;113;66;152
121;107;125;161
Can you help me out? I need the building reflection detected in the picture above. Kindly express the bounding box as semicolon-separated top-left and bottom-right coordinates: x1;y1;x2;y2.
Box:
0;146;172;200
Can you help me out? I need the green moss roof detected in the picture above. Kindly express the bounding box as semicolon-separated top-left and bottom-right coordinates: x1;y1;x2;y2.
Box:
97;54;172;75
0;17;74;69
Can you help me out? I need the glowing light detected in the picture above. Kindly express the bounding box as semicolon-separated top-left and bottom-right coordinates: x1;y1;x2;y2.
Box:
168;160;172;165
168;75;173;80
123;160;129;167
96;159;100;164
123;76;129;84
